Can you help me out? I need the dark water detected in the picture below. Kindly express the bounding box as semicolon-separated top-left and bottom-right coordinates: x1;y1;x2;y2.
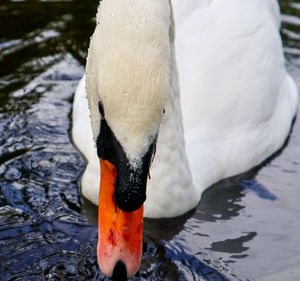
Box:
0;1;300;280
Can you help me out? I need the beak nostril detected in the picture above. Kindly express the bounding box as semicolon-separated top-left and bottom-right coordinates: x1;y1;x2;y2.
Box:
111;260;127;281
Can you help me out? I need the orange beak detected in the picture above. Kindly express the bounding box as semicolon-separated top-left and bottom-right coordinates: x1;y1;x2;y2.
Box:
97;158;143;278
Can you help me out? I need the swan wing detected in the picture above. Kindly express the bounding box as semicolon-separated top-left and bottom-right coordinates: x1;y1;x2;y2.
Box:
172;0;298;188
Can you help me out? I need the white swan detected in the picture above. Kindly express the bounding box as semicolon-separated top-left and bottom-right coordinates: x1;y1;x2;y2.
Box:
72;0;298;278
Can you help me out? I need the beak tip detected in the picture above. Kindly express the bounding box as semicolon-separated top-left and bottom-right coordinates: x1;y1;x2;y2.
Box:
97;255;139;280
111;260;128;281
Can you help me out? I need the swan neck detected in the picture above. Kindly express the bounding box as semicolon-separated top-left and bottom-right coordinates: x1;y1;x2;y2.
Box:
144;9;198;218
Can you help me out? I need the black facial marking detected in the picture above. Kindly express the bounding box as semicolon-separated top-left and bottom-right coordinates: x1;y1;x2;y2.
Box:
97;109;157;213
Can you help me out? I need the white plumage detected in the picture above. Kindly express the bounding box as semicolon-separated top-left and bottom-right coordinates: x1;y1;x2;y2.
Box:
72;0;298;218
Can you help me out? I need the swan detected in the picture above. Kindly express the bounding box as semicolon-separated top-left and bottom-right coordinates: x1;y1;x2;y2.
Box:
72;0;298;278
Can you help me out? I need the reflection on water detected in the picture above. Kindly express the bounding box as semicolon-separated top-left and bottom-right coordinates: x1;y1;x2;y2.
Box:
0;1;300;280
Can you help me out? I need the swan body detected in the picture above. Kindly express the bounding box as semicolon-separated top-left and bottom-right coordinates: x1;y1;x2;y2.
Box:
72;0;298;218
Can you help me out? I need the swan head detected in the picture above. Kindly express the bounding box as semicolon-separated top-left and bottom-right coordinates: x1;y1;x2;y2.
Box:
96;101;159;212
85;0;171;278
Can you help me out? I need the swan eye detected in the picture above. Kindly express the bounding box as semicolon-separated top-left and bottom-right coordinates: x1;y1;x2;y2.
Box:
98;101;105;118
